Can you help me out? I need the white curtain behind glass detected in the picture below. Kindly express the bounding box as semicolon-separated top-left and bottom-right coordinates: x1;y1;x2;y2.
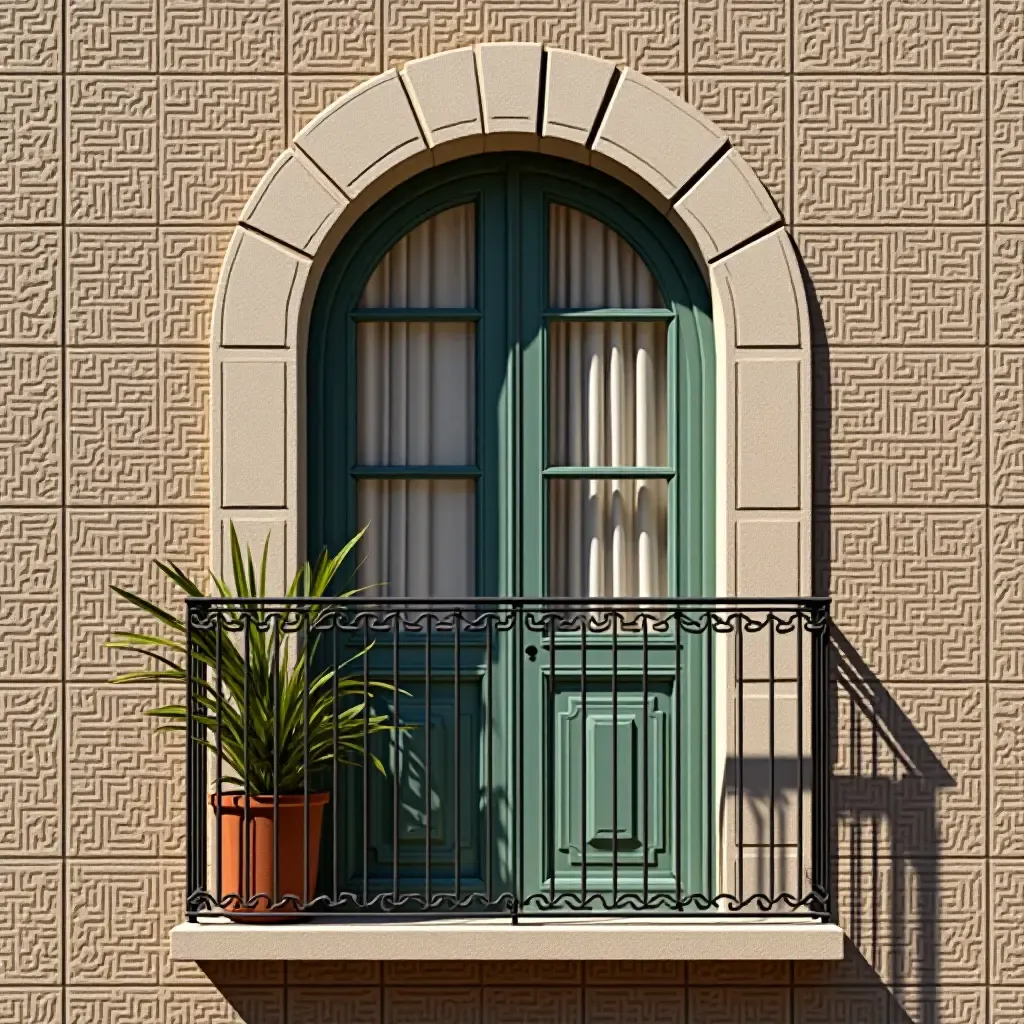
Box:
356;205;476;598
548;204;668;598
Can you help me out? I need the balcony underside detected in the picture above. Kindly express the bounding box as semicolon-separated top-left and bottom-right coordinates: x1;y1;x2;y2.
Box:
171;916;844;961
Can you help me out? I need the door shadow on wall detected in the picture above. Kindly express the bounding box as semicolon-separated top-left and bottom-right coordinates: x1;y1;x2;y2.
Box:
806;253;958;1024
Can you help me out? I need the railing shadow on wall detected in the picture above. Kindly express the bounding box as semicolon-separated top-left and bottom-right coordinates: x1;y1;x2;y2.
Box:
804;251;956;1024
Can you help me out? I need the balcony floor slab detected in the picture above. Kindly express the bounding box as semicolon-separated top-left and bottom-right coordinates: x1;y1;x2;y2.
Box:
171;917;844;961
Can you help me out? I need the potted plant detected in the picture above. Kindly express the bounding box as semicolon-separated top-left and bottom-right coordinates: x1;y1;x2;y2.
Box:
107;524;400;916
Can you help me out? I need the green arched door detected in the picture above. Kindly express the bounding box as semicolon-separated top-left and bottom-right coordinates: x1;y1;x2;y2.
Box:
309;155;714;909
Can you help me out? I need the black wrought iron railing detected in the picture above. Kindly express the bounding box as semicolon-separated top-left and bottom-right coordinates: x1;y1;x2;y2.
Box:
183;597;831;921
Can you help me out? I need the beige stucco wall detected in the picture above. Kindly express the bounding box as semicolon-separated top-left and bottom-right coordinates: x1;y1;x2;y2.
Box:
1;2;1023;1023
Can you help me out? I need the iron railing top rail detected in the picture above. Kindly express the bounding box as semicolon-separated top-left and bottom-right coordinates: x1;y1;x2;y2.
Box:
186;595;830;608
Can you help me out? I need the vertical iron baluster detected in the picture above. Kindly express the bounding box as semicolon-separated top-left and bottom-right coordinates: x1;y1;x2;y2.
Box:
272;618;280;910
580;614;588;906
484;617;492;907
425;613;432;909
184;604;193;912
303;610;311;910
242;621;251;908
768;618;776;902
332;617;339;905
796;611;804;903
821;609;832;919
362;619;369;907
454;607;461;903
705;617;713;901
736;620;745;901
516;603;524;916
673;610;680;909
611;613;619;907
392;617;400;905
548;614;556;906
214;611;223;906
642;614;649;905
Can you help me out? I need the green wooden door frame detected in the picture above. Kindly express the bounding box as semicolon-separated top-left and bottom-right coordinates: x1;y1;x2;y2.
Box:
307;153;716;907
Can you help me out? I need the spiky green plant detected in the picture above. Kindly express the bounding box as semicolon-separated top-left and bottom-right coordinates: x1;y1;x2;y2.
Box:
107;523;401;794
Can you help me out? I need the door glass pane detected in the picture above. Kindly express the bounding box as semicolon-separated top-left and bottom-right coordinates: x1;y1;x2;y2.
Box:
548;321;667;467
360;204;475;307
358;480;475;598
549;204;662;308
357;322;475;464
548;478;668;598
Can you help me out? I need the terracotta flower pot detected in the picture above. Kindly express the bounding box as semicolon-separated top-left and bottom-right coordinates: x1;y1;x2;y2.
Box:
209;792;329;917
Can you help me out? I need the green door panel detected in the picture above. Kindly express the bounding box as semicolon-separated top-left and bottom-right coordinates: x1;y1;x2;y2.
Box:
308;154;714;909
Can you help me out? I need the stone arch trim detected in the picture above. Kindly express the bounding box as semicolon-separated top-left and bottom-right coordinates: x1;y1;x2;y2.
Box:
211;44;811;600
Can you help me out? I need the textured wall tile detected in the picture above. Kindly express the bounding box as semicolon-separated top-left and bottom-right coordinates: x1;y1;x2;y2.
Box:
796;0;984;73
991;861;1024;982
992;77;1024;226
992;231;1024;346
66;860;184;984
67;229;161;345
0;229;61;346
891;986;985;1024
289;987;379;1024
0;77;61;224
992;988;1024;1023
0;0;60;71
68;0;159;72
483;987;581;1024
991;512;1024;681
993;1;1024;71
0;684;60;856
0;990;61;1024
793;987;891;1023
991;352;1024;506
290;0;379;73
0;859;61;983
0;511;61;680
159;348;210;505
161;228;233;345
887;684;985;858
384;0;582;66
67;683;184;857
689;77;788;218
585;987;685;1023
818;349;985;506
582;0;682;75
895;859;985;985
67;349;160;504
288;961;380;984
481;961;582;984
992;687;1024;855
287;76;376;137
202;960;286;985
796;79;985;224
690;0;788;71
163;0;285;72
796;229;985;347
67;77;159;223
0;348;61;506
822;511;985;680
584;962;687;984
689;987;790;1023
160;77;285;224
689;960;793;984
66;510;208;680
384;987;480;1024
383;962;481;985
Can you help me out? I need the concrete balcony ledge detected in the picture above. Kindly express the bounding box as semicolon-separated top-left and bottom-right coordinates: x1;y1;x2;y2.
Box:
171;917;844;961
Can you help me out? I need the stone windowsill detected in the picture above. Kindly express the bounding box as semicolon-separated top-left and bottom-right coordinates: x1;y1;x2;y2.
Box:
171;917;844;961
